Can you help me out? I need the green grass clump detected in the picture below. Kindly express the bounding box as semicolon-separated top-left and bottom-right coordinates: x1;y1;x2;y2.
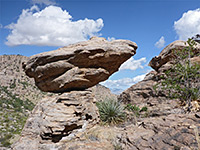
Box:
125;104;148;117
96;98;126;125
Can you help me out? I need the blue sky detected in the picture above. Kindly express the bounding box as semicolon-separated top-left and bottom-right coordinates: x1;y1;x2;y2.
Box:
0;0;200;93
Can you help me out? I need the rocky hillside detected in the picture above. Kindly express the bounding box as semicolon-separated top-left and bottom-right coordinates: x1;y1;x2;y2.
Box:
1;38;200;150
0;55;50;104
0;55;51;147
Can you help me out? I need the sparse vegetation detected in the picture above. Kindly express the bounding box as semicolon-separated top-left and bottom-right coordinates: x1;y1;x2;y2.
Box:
96;98;126;125
125;104;148;117
96;98;149;126
113;141;123;150
154;38;200;111
0;85;35;147
0;55;52;148
124;104;148;125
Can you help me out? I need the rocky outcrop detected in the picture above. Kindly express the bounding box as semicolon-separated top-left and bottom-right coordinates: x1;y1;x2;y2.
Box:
149;40;200;72
119;40;200;116
12;89;99;150
10;39;200;150
118;40;200;149
119;112;200;150
91;84;117;101
23;37;137;92
64;112;200;150
118;71;184;117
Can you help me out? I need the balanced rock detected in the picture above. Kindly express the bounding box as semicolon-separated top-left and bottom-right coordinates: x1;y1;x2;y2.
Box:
149;40;200;71
23;37;137;92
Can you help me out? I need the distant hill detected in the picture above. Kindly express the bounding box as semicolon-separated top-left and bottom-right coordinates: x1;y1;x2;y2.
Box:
0;55;51;148
0;55;51;104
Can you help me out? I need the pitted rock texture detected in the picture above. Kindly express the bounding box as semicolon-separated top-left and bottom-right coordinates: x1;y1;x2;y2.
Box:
149;40;200;72
118;71;184;117
66;113;200;150
119;40;200;117
23;37;137;92
12;90;99;150
119;113;200;150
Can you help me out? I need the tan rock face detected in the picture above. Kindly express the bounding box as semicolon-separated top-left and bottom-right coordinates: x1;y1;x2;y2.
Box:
191;56;200;65
149;40;200;71
12;90;99;150
119;113;200;150
23;37;137;92
119;40;200;117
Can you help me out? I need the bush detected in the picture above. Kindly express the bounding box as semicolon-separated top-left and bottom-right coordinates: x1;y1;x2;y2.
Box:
96;98;126;125
154;38;200;111
125;104;148;117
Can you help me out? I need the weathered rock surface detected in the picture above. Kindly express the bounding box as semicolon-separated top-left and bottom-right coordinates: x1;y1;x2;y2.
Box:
119;40;200;116
12;90;99;150
119;113;200;150
23;37;137;92
149;40;200;72
0;55;48;104
10;39;200;150
91;84;117;101
118;40;200;150
66;113;200;150
118;71;184;117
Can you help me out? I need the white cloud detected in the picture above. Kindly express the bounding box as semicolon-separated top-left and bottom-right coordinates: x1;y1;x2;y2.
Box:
5;5;104;46
174;8;200;40
155;36;165;48
119;57;146;71
107;37;115;41
101;74;146;92
31;0;56;5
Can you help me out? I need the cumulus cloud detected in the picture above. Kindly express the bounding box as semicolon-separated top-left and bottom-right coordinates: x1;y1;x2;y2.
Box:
101;74;146;92
119;57;146;71
107;37;115;41
155;36;165;48
5;5;104;46
31;0;56;5
174;8;200;40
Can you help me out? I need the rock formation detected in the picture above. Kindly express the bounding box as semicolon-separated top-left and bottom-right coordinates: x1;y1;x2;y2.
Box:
23;37;137;92
10;39;200;150
12;89;99;150
119;112;200;150
149;40;200;72
119;40;200;115
118;40;200;149
11;37;136;150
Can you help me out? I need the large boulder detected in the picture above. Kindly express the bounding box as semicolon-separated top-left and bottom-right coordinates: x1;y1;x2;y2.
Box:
149;40;200;72
23;37;137;92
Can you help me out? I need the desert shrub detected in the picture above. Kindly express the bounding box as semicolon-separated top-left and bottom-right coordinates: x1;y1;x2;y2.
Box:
154;38;200;111
125;104;148;117
192;34;200;43
0;85;35;147
96;98;126;125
